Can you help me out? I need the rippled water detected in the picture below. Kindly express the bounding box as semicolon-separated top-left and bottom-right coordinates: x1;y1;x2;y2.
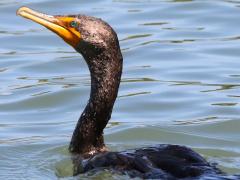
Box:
0;0;240;179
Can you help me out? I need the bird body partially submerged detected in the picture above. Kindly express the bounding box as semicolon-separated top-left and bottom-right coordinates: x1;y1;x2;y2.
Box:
17;7;239;179
75;144;222;179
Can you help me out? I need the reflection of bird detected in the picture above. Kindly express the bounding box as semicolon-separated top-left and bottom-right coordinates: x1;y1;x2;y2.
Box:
17;7;224;179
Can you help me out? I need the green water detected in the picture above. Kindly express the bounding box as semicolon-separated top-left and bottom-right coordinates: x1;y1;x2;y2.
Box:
0;0;240;179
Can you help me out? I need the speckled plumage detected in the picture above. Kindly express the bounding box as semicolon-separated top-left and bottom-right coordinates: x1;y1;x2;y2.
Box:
69;15;122;155
65;15;232;179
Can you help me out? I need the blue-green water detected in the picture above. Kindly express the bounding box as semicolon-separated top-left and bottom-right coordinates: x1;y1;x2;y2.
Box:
1;0;240;179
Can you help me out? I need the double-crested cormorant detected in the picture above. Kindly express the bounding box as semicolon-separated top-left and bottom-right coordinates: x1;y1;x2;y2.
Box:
17;7;239;179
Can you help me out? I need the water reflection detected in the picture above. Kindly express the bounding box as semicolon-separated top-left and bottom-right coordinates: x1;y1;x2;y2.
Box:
122;77;158;83
120;33;152;41
0;0;18;6
128;9;142;13
140;22;168;26
174;116;219;125
228;95;240;98
212;102;238;107
172;0;193;2
0;68;7;72
119;91;151;98
170;80;240;92
32;91;51;97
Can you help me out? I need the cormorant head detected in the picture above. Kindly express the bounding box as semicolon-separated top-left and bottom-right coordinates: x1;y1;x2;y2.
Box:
17;7;118;58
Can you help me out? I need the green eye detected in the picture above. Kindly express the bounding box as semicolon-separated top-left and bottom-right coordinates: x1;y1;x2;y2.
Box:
70;21;78;28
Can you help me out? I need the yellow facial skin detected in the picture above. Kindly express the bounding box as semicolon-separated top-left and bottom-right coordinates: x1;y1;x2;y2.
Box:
17;7;81;48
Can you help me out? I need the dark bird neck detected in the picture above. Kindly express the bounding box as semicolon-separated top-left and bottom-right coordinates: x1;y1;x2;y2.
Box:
69;35;123;155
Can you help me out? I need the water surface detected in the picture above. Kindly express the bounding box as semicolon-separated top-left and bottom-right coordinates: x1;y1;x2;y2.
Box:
0;0;240;179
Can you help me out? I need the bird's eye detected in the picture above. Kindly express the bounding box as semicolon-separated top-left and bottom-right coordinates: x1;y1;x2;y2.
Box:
70;21;78;28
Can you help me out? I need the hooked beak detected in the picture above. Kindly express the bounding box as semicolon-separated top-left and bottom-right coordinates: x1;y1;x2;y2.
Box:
17;7;81;48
